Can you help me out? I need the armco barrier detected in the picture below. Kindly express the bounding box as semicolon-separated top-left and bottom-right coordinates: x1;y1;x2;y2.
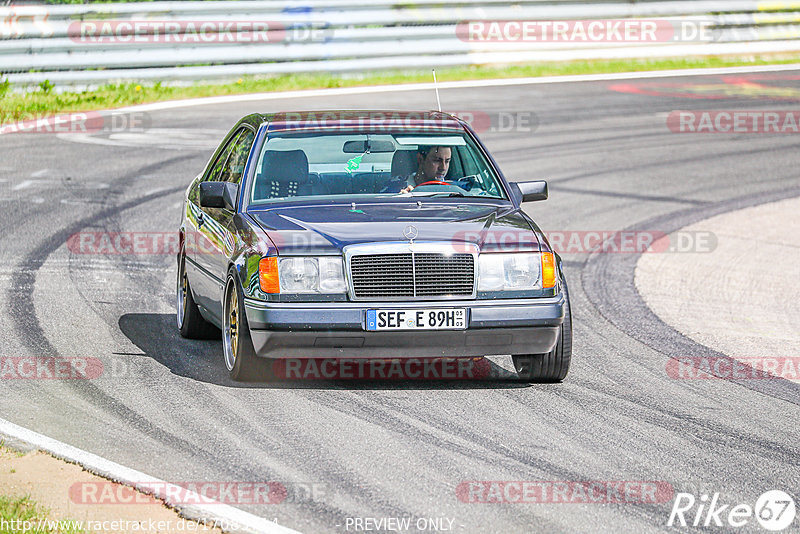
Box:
1;0;800;86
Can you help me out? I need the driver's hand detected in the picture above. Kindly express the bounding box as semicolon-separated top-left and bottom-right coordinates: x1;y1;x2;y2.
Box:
399;185;414;193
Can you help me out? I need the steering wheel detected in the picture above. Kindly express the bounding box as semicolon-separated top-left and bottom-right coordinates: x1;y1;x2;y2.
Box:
416;180;449;187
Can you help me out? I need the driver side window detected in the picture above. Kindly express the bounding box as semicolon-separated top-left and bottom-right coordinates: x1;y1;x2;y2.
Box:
456;145;499;195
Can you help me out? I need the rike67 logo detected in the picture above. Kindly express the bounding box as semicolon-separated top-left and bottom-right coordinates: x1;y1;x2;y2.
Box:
668;490;796;531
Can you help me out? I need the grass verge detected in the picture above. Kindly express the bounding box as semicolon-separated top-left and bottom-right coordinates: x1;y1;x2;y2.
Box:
0;442;24;459
0;495;87;534
2;54;800;123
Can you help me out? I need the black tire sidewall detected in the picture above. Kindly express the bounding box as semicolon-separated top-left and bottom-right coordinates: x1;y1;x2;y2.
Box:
178;249;216;339
512;275;573;382
225;270;262;381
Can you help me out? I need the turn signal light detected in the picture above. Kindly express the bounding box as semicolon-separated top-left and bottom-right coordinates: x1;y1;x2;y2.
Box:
259;257;280;294
541;252;556;289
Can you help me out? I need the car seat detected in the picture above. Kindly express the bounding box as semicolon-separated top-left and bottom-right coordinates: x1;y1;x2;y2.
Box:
390;150;417;178
254;150;314;199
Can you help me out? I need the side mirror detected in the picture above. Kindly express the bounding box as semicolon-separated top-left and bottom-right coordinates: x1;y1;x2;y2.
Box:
513;180;548;203
199;181;238;210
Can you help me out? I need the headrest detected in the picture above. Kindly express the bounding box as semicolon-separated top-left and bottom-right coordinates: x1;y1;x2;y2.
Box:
391;150;417;178
259;150;309;185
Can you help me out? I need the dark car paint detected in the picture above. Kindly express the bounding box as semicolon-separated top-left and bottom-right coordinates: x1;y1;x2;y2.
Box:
248;201;541;254
179;111;562;331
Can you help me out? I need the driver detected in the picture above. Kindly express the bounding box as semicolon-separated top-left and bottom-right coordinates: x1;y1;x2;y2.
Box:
385;145;451;193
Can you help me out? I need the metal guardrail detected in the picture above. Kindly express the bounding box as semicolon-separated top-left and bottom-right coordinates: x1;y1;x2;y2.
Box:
1;0;800;86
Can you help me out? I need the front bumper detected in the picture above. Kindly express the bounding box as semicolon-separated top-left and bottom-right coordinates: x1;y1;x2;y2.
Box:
243;294;565;358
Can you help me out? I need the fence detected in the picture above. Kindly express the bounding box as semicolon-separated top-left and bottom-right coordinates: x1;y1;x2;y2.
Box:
1;0;800;86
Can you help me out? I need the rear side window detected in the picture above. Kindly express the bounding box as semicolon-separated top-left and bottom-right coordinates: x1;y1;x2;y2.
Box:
205;132;241;182
206;128;255;184
221;129;255;185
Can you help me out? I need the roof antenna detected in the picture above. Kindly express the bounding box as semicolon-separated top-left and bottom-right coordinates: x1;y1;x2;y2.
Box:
432;69;442;112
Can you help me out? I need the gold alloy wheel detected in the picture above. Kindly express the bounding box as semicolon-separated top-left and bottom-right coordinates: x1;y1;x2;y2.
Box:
176;259;187;329
181;273;188;318
229;288;239;358
223;282;239;371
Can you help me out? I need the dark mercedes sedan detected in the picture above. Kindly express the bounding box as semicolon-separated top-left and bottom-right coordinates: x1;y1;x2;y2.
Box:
177;111;571;382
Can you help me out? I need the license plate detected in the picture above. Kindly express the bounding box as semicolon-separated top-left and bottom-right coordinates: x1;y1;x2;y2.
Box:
366;308;466;331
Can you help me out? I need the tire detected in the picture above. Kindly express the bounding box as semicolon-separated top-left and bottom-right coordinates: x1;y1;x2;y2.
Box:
222;270;264;382
177;250;216;339
512;278;573;383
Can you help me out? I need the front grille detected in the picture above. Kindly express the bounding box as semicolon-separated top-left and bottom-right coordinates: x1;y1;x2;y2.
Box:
350;252;475;299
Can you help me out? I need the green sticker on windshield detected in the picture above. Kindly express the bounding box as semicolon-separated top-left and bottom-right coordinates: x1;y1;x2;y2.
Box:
345;154;363;174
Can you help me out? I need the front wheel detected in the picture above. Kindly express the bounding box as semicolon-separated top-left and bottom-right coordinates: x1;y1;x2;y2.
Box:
512;279;573;383
222;272;264;382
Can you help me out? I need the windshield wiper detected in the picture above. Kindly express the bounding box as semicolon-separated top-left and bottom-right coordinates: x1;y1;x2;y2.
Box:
408;191;465;198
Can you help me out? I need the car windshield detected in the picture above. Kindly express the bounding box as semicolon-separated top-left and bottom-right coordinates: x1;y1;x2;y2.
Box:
248;131;507;205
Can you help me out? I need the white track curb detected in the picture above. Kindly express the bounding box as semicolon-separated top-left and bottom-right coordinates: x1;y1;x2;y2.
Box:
114;63;800;114
0;418;301;534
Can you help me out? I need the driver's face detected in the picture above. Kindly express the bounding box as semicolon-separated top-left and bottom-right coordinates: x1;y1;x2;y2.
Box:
417;147;451;181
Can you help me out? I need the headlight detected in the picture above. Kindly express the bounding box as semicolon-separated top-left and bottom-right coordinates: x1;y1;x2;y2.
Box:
271;256;346;294
317;257;347;292
478;252;556;291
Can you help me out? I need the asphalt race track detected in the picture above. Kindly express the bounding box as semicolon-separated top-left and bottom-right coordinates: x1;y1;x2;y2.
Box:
1;69;799;533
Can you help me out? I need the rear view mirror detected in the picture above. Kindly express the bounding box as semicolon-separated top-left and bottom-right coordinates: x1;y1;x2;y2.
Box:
199;181;238;210
512;180;548;203
343;140;395;153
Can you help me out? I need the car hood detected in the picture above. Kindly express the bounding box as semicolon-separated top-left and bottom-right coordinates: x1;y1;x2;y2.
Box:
249;202;540;255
